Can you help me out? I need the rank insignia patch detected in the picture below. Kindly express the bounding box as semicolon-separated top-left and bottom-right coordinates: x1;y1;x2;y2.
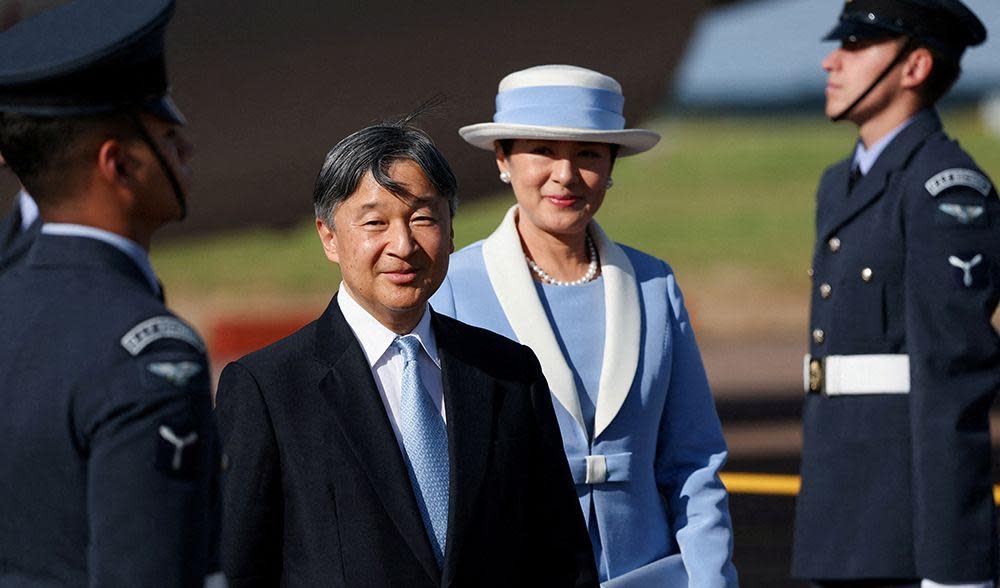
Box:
948;253;986;289
925;168;993;197
156;423;200;478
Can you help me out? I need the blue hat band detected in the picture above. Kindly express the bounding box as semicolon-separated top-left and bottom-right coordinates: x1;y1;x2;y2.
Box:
493;85;626;131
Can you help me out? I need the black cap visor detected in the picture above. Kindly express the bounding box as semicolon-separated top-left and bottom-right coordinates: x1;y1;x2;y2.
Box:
823;19;904;43
141;94;186;126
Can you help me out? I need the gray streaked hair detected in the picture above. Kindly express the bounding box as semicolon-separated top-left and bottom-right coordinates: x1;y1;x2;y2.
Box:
313;115;457;225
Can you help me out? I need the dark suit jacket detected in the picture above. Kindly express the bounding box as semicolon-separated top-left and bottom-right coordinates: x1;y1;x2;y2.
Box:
216;295;598;588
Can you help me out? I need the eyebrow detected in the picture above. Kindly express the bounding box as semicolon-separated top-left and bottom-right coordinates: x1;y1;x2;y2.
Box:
356;194;438;211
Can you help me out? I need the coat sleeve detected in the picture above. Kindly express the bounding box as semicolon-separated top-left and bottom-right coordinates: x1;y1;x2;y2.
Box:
86;340;221;588
903;169;1000;583
523;346;600;588
215;361;284;587
653;271;738;588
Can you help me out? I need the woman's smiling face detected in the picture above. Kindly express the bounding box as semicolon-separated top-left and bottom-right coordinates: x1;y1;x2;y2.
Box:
496;139;614;238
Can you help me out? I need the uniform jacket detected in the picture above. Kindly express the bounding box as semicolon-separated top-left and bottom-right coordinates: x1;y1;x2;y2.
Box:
793;109;1000;583
0;234;221;587
430;205;738;587
214;295;598;588
0;195;41;275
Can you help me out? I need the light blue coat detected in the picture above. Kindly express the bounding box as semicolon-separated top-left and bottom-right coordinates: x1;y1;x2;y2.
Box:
430;206;738;587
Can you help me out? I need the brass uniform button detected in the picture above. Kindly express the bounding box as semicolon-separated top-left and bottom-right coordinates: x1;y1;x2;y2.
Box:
807;268;815;278
829;237;841;252
861;267;873;282
812;328;825;344
819;283;832;299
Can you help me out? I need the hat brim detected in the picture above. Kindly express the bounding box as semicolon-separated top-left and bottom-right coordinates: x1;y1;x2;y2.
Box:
459;123;660;156
141;94;186;126
823;20;902;42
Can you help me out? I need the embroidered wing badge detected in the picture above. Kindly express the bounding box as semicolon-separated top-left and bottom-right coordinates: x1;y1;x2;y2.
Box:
938;203;985;224
147;361;203;387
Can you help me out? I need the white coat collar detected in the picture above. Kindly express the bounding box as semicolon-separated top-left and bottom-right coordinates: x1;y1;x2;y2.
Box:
481;204;640;439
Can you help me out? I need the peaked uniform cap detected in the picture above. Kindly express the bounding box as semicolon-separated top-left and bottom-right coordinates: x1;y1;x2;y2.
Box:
459;64;660;157
823;0;986;62
0;0;184;124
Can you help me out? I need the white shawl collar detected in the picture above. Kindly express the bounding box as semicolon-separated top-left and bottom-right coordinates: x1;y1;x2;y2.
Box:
481;205;641;439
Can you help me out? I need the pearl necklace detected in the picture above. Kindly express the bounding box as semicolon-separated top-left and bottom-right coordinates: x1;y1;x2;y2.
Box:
525;235;599;286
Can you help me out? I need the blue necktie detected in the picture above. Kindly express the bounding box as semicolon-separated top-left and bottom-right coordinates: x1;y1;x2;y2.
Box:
394;335;450;566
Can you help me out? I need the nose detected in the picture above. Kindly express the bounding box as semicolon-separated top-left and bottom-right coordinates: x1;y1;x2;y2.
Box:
386;221;418;258
551;157;577;186
173;130;194;165
822;48;840;72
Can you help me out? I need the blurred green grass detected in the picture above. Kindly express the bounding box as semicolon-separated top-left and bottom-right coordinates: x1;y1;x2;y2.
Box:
152;110;999;296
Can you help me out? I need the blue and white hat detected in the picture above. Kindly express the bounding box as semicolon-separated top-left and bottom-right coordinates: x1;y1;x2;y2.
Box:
459;64;660;157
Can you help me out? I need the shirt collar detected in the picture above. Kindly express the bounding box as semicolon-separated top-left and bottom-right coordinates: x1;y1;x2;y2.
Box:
18;190;38;230
40;223;160;297
852;112;920;175
336;282;439;369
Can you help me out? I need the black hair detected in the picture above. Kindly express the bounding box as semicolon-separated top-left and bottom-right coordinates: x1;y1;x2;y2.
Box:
313;113;457;225
0;111;138;201
496;138;620;162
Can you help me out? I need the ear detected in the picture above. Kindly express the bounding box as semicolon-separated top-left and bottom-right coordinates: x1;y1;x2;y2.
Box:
97;138;137;190
493;141;509;173
901;47;934;90
316;217;340;263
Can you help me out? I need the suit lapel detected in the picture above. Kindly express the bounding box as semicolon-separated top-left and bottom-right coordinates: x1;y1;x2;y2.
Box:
433;313;495;587
589;223;640;440
480;204;641;440
315;298;441;585
481;205;585;433
818;109;943;240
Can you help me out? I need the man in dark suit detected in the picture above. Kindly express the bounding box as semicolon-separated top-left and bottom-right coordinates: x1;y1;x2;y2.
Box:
793;1;999;587
216;120;598;587
0;1;222;586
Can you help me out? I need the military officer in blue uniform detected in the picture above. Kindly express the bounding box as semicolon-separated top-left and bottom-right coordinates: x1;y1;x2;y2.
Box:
0;1;222;586
792;1;1000;587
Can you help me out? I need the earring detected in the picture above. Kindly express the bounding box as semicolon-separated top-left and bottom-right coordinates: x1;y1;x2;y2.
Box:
499;170;511;184
605;177;614;189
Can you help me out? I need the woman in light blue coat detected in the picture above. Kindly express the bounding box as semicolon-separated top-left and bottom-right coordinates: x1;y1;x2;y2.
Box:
429;65;737;586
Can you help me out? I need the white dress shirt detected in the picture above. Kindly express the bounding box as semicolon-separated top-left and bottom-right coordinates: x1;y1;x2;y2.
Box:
337;283;446;452
40;223;161;298
17;189;38;230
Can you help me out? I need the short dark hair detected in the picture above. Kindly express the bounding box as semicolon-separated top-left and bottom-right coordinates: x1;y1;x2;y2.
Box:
917;46;962;106
313;119;457;225
496;138;620;162
0;111;138;201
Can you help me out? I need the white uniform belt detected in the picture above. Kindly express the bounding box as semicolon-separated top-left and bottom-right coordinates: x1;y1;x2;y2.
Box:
803;354;910;395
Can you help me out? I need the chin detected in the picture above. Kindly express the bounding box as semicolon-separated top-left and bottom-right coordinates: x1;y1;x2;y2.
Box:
378;288;429;313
